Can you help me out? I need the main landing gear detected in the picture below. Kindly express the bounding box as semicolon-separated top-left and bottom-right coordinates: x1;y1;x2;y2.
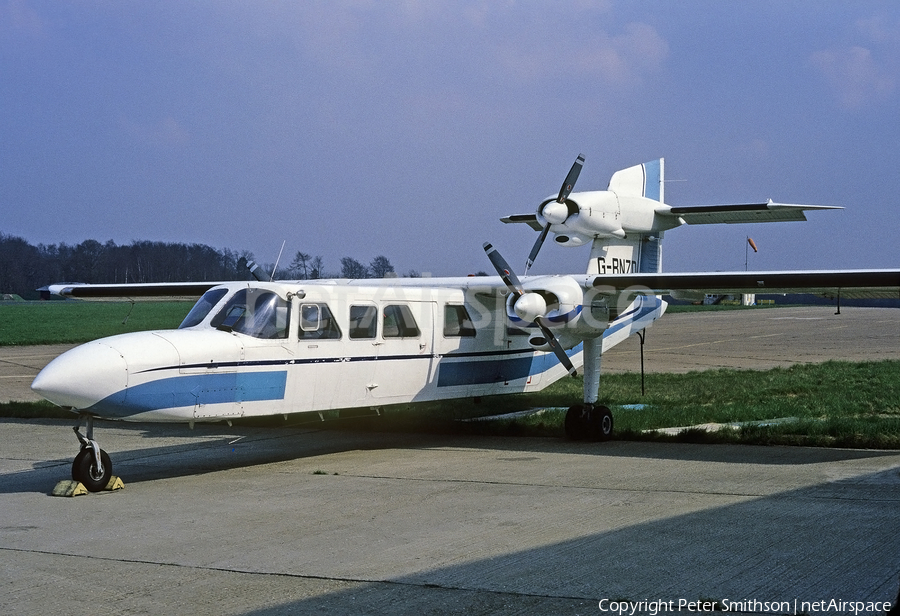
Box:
72;414;112;492
564;403;614;442
563;337;614;442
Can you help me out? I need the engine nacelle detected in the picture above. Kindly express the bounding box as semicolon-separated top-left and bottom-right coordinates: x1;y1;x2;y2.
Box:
537;190;671;244
505;275;583;330
505;276;611;351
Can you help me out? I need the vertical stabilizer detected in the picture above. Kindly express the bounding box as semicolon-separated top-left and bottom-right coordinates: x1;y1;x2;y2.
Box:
590;159;665;275
607;158;664;203
587;234;663;275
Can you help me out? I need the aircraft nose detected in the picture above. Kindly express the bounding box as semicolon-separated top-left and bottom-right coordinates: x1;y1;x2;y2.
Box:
31;342;128;410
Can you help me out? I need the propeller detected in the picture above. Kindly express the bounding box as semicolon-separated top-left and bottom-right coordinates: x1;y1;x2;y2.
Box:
240;258;266;282
484;242;577;377
524;153;584;274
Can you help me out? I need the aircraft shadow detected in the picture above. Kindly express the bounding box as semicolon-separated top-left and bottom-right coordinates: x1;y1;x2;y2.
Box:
2;417;896;495
1;419;456;495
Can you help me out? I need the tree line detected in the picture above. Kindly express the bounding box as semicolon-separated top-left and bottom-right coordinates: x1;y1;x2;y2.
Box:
0;232;402;299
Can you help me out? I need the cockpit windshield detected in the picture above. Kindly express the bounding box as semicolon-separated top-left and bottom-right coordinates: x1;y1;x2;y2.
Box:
210;288;290;339
179;288;229;329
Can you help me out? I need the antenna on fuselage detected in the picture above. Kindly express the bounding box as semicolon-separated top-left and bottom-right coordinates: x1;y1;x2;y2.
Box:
270;240;286;281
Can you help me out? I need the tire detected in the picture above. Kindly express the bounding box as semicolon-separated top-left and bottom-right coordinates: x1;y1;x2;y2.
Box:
71;448;91;481
564;405;588;440
72;448;112;493
589;405;614;442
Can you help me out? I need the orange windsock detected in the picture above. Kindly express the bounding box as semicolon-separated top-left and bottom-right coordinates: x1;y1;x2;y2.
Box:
747;237;758;253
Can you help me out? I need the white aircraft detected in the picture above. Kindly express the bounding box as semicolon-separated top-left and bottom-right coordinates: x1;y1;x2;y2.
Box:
32;156;900;492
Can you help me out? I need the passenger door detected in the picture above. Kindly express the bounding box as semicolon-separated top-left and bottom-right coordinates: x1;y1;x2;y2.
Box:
370;301;435;401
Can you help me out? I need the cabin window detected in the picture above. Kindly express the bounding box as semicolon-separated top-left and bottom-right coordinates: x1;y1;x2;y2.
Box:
383;304;420;338
443;304;476;337
179;288;229;329
298;303;341;340
210;288;290;339
349;305;377;339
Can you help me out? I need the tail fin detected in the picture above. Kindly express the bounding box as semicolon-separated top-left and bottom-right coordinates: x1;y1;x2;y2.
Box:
589;159;664;275
607;158;664;203
587;235;663;275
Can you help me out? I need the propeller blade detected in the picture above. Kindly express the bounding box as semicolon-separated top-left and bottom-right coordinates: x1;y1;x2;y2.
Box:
483;242;524;295
484;242;577;377
526;154;585;274
556;154;585;203
524;224;550;275
535;316;577;377
244;259;266;282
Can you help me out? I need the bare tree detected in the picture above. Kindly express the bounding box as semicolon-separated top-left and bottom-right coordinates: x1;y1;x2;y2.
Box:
309;255;324;279
289;251;311;279
369;255;395;278
340;257;368;279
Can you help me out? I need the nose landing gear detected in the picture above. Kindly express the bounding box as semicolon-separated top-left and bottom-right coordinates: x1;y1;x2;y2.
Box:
72;414;112;492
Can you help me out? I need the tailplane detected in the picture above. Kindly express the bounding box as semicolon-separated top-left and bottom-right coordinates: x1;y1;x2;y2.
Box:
499;155;835;277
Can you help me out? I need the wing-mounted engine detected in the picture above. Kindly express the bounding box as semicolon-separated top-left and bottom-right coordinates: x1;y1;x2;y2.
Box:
502;275;610;353
538;190;627;247
504;275;583;330
483;243;580;376
536;159;668;247
505;157;671;266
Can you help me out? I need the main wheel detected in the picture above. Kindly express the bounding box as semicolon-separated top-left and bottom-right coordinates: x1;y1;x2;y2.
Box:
588;405;614;442
564;404;589;440
72;448;112;492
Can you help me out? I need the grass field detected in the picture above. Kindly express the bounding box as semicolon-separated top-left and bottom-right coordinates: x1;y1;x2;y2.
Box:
339;359;900;449
0;300;193;346
3;300;898;448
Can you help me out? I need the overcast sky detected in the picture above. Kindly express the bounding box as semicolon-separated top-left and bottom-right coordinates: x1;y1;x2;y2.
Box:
2;1;899;278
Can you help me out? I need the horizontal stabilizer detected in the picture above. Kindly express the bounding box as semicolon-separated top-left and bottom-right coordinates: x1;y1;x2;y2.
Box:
660;201;841;225
591;269;900;299
501;214;543;231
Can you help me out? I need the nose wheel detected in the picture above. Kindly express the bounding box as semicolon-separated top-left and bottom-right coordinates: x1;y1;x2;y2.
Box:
72;415;113;492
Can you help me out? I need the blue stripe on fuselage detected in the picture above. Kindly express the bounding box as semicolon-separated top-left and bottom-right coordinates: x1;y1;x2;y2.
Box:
88;370;287;418
437;355;534;386
435;346;577;387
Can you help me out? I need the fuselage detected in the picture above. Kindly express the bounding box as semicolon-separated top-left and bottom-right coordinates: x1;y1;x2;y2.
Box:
31;277;666;423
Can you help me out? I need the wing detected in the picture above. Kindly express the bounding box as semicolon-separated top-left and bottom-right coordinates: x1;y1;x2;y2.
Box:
660;201;842;225
42;282;221;301
591;269;900;299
